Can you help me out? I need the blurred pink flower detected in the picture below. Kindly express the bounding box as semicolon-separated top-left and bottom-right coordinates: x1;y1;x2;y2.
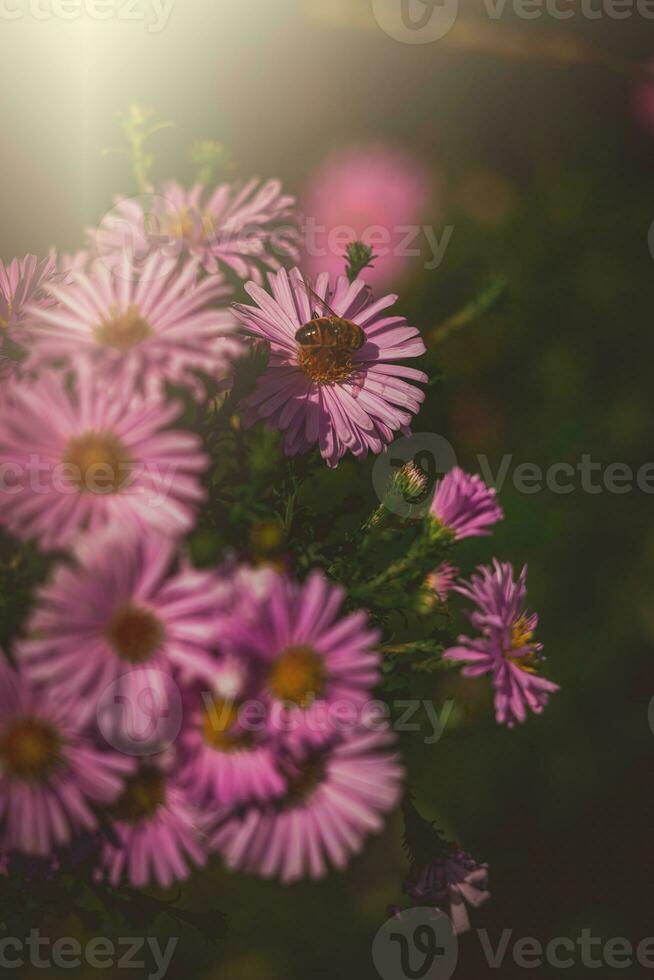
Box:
0;657;132;858
632;61;654;136
0;367;207;548
26;254;241;401
93;179;299;285
302;145;434;289
178;689;286;809
427;562;460;603
20;529;226;725
99;763;206;888
0;254;57;336
221;568;382;749
209;727;404;883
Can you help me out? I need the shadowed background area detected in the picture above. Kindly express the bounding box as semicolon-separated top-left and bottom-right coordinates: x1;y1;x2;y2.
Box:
3;1;654;977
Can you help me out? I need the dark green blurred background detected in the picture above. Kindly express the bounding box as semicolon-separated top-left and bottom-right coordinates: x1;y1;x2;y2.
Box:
3;1;654;977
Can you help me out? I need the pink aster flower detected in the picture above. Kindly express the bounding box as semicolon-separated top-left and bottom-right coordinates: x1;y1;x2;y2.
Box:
224;569;381;747
209;727;404;882
0;368;207;549
406;848;491;935
0;657;133;858
19;530;226;733
430;468;503;540
56;250;89;274
302;145;434;288
25;253;241;400
0;253;57;337
427;562;460;603
234;267;427;467
444;561;559;727
98;763;206;888
632;60;654;137
177;687;286;808
93;178;299;284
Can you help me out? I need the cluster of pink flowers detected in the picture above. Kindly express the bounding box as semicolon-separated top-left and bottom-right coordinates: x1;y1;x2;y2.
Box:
429;468;559;727
0;171;428;890
0;157;557;939
1;558;404;886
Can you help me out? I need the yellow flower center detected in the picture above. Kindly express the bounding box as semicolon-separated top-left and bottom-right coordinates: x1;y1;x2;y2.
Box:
162;207;215;243
297;347;355;385
268;646;326;708
106;605;165;663
508;616;539;673
112;769;166;823
511;616;534;650
202;697;252;753
63;431;131;494
93;304;153;351
0;718;62;781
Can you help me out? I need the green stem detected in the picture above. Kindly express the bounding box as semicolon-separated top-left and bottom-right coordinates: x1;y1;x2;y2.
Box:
430;275;508;345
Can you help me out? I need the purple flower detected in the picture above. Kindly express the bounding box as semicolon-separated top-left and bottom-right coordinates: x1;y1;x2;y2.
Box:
223;569;381;747
444;561;559;727
56;250;89;274
234;267;426;467
98;763;206;888
406;848;490;935
177;688;286;808
427;562;459;603
0;658;133;858
209;728;404;882
25;254;242;400
430;468;503;540
0;367;207;548
0;254;57;337
94;179;299;284
19;530;226;727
